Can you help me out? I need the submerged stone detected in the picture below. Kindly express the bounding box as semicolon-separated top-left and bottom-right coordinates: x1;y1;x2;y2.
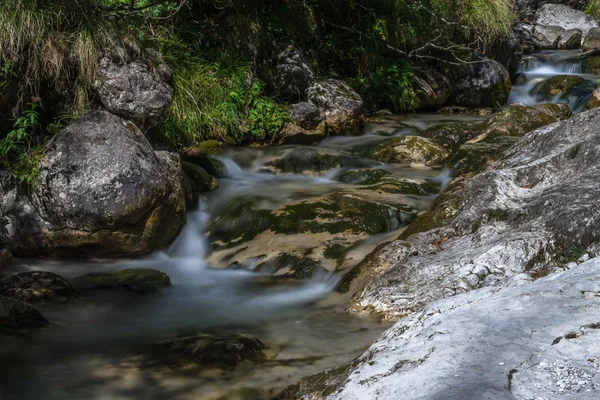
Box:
75;268;171;293
334;169;392;185
0;271;78;303
420;123;482;153
255;254;323;279
266;148;369;174
0;295;49;331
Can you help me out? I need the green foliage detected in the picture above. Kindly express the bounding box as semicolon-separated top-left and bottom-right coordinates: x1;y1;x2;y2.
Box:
354;62;415;113
0;103;45;184
586;0;600;19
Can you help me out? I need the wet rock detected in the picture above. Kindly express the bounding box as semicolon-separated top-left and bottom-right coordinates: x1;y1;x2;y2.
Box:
558;28;583;49
411;68;452;111
563;48;600;74
346;108;600;320
513;72;528;86
0;249;12;269
533;74;585;101
160;334;266;368
75;268;171;293
490;31;522;76
420;123;482;153
95;56;174;131
274;46;315;100
469;103;571;143
0;271;78;303
254;253;323;279
208;197;274;247
513;22;542;54
452;136;520;176
534;25;565;49
585;85;600;110
0;111;186;257
328;258;600;400
181;161;219;207
278;122;326;146
181;140;224;177
290;101;323;131
534;4;597;37
0;295;49;331
306;79;364;136
266;148;369;174
334;169;391;185
369;136;450;165
450;59;511;108
582;27;600;51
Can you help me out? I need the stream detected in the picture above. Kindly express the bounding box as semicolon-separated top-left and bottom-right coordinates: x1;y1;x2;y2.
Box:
0;49;597;400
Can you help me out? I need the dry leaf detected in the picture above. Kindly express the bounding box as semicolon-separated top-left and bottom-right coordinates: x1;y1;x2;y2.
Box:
432;236;450;248
521;184;535;189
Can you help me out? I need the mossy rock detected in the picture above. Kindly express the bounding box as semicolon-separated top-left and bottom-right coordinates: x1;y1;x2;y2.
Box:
0;271;79;303
583;56;600;75
585;87;600;110
364;179;438;195
474;103;571;141
420;123;482;153
266;148;368;174
275;359;360;400
533;75;585;101
513;73;528;86
181;140;224;177
255;254;324;278
157;334;266;369
369;136;450;165
271;193;416;236
181;161;219;207
0;295;49;331
208;197;275;247
75;268;171;293
334;168;391;185
452;136;520;177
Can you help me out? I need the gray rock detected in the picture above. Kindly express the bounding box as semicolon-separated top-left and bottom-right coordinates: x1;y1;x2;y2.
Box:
0;295;49;330
0;248;12;269
412;68;452;111
328;258;600;400
558;28;583;49
275;46;315;100
513;22;542;54
347;108;600;320
489;31;523;76
0;111;186;257
306;79;364;136
290;101;323;130
583;27;600;52
534;4;597;38
534;24;565;49
95;56;174;131
0;271;78;303
451;59;511;108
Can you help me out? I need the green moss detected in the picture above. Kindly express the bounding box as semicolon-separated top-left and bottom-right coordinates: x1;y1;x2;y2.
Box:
420;123;482;153
267;148;359;174
257;254;322;278
324;243;350;261
534;75;585;101
76;268;171;293
365;179;438;195
369;136;450;165
585;56;600;75
208;197;274;247
335;168;391;185
452;136;520;177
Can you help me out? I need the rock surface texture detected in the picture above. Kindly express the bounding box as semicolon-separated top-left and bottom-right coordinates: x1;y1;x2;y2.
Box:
347;108;600;320
534;4;598;38
0;111;186;257
451;59;511;108
327;258;600;399
275;46;316;100
95;56;174;131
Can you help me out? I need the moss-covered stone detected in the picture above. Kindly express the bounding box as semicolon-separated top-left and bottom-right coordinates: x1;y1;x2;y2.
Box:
584;56;600;75
452;136;520;177
533;75;585;101
271;193;415;236
208;197;274;247
0;271;79;303
420;123;482;153
181;161;219;207
256;254;323;278
364;179;438;195
585;86;600;110
75;268;171;293
472;103;571;141
266;148;366;174
181;140;224;177
335;168;392;185
369;136;450;165
0;295;49;331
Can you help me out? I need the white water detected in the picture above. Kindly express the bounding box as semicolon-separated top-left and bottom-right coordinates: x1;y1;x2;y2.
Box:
509;50;599;110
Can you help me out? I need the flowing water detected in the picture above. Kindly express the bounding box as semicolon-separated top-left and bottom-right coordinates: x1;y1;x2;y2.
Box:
1;51;595;400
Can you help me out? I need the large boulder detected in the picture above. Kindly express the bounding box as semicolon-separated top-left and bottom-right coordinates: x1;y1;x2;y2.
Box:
0;111;186;257
513;22;542;54
490;31;523;76
451;59;511;108
278;102;327;145
411;68;452;111
306;79;364;136
274;46;316;100
95;56;174;131
343;108;600;321
533;25;565;49
319;258;600;400
534;4;598;38
582;27;600;51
